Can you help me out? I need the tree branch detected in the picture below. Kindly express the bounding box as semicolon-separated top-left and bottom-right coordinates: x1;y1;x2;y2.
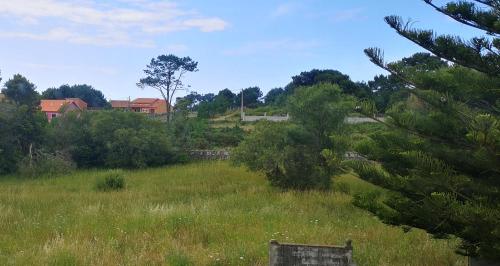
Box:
423;0;500;35
364;48;475;123
384;16;500;76
474;0;496;8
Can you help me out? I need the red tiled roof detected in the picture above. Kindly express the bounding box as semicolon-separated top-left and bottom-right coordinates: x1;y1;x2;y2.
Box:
132;98;160;104
110;98;170;113
40;98;87;112
40;100;71;112
66;98;87;110
110;100;130;108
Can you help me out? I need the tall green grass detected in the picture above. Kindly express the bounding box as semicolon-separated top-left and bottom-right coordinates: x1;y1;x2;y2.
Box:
0;162;465;265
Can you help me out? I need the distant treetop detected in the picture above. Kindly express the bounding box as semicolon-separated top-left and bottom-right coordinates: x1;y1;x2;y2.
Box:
42;84;109;108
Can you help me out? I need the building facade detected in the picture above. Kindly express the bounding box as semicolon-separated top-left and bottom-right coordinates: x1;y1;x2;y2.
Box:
110;98;169;114
40;98;88;122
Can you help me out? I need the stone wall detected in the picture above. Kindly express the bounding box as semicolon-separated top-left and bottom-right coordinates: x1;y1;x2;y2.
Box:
241;112;290;122
469;258;500;266
188;150;367;162
269;240;356;266
241;112;384;124
345;117;385;124
188;150;230;160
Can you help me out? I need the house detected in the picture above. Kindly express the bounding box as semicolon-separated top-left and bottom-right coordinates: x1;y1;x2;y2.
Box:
0;93;11;103
110;100;131;110
110;98;169;114
40;98;88;122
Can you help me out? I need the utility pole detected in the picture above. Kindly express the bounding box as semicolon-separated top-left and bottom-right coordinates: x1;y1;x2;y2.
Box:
240;89;244;120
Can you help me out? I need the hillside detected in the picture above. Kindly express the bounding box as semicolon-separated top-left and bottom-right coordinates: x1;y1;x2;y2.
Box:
0;162;465;265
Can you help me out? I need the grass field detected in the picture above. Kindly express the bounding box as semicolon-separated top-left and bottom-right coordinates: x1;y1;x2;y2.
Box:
0;162;466;265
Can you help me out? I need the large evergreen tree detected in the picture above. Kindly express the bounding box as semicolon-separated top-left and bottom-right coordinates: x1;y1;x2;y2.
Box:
264;87;286;105
42;84;108;108
236;86;263;108
0;74;47;174
137;54;198;122
285;69;372;99
354;0;500;262
1;74;40;108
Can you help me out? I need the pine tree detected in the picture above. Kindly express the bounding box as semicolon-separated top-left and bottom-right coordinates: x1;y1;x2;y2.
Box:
354;0;500;261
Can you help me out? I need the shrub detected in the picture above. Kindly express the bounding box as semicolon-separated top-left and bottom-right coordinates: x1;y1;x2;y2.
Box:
233;84;353;190
169;115;245;150
207;126;245;148
233;122;333;190
266;146;332;190
105;128;174;168
96;170;125;192
17;151;76;178
0;103;47;175
48;111;176;169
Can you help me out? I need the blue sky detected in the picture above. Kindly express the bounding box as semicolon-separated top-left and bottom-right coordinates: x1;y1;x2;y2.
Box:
0;0;484;100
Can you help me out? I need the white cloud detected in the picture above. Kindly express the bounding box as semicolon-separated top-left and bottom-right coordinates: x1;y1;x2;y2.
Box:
0;27;154;47
0;0;228;46
271;3;297;18
183;18;228;32
22;62;119;75
331;8;365;23
223;39;321;56
165;44;189;53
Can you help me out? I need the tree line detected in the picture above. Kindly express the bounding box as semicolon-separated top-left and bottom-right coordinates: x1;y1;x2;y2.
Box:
1;73;109;108
174;53;449;119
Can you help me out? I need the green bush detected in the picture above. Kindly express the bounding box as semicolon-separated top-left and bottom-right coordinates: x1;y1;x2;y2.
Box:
170;114;245;150
244;105;286;116
0;103;47;175
48;111;176;169
96;170;125;192
17;151;76;178
233;122;333;190
233;84;353;190
266;146;332;190
207;126;245;148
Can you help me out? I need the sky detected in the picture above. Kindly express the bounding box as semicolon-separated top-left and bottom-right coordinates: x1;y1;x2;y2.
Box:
0;0;485;100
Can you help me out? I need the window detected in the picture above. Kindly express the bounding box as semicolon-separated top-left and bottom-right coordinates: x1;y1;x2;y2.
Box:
51;113;57;118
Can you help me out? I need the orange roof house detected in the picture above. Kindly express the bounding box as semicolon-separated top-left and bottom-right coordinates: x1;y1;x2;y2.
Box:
65;98;87;110
40;98;87;122
110;98;169;114
110;100;131;109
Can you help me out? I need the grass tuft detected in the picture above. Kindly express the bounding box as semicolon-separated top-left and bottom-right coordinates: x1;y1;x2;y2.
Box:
95;170;126;192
